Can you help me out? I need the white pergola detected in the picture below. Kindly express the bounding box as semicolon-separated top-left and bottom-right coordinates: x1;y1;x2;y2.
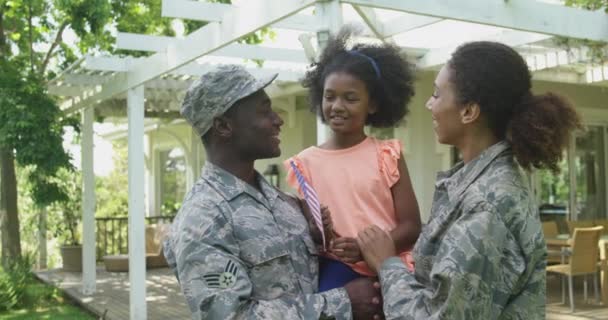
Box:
47;1;608;319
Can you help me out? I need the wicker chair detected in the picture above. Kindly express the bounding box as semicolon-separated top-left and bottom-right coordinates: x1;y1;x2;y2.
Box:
103;223;170;272
546;226;604;312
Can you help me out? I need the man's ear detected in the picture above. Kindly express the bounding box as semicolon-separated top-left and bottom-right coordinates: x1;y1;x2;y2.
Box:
460;103;480;125
212;116;233;138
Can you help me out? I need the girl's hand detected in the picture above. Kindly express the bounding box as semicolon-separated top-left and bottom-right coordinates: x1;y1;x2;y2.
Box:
331;237;362;263
357;225;397;273
320;206;335;251
298;199;334;250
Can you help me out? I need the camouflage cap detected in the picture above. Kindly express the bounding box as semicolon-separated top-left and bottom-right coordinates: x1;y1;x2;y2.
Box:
181;64;278;136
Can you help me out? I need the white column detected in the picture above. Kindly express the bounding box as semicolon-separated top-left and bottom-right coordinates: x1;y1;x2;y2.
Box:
81;106;96;295
314;0;343;145
38;206;47;270
190;128;202;183
128;85;147;320
145;135;155;217
568;134;577;221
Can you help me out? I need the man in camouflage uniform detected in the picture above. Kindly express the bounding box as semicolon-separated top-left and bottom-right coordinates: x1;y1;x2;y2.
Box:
164;65;381;319
358;141;546;319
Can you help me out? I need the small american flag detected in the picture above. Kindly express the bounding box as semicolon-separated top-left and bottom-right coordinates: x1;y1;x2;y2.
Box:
290;160;325;248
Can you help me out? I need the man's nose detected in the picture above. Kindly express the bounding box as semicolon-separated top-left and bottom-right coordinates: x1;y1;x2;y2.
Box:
273;112;284;127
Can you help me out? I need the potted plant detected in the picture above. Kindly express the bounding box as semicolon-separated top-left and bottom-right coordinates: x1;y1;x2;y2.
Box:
49;170;83;272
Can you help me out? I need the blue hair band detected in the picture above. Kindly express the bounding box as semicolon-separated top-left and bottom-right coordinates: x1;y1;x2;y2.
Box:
347;50;381;79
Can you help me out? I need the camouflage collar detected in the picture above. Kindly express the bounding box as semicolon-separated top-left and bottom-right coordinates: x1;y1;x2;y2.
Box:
437;140;511;201
202;161;279;210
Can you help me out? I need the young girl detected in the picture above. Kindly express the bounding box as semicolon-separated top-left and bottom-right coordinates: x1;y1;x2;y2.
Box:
285;27;421;291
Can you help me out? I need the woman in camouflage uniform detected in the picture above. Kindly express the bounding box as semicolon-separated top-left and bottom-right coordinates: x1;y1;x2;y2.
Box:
357;41;581;319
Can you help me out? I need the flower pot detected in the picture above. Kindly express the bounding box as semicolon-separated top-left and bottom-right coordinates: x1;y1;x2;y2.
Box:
60;245;82;272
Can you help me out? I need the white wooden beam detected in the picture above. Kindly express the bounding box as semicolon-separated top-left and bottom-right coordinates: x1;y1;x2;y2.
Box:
48;85;92;97
63;74;112;86
127;85;147;320
383;13;442;38
352;5;385;40
315;0;342;146
216;43;308;63
82;56;130;72
341;0;608;42
532;69;586;84
81;106;96;295
116;33;309;64
417;31;552;69
161;0;318;32
116;33;175;52
64;0;316;115
172;62;305;82
265;83;306;99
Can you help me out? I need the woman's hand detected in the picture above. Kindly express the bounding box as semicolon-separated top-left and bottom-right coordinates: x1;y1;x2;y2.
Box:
332;237;363;263
357;225;397;273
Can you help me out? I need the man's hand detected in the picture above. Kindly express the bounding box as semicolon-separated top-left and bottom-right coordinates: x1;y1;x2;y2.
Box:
344;277;384;320
357;226;397;273
331;237;362;263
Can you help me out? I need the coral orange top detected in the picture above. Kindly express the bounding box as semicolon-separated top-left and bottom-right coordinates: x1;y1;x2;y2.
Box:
285;137;413;276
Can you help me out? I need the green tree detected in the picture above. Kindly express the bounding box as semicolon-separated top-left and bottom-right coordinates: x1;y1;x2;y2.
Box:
1;0;271;267
555;0;608;64
95;141;128;218
0;0;109;267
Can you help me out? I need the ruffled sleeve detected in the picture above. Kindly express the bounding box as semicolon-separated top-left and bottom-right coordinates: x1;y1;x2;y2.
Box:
378;139;402;187
283;156;310;196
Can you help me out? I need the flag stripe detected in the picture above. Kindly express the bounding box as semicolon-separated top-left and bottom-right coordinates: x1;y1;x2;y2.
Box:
290;161;325;247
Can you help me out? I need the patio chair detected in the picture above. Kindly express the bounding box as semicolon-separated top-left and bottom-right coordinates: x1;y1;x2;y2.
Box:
543;221;559;238
565;220;594;235
546;226;604;312
103;223;171;272
544;221;563;264
593;219;608;235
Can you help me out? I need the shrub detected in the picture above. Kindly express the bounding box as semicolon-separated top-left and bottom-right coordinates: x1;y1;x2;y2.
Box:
0;253;35;311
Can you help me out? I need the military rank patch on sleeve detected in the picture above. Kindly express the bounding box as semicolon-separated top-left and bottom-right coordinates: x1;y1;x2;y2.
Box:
203;260;239;289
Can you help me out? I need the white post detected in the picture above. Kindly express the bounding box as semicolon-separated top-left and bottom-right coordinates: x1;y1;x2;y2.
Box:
190;128;202;184
81;106;96;295
38;206;47;270
568;134;577;221
128;85;147;320
314;0;343;145
145;134;154;217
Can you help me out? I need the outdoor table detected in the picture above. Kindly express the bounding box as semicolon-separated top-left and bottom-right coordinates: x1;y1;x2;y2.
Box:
546;234;608;305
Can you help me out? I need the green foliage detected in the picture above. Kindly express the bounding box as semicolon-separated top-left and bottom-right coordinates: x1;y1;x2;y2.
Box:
0;253;35;311
565;0;608;11
0;64;77;207
96;141;128;218
1;0;276;262
555;0;608;64
47;169;82;246
0;269;94;319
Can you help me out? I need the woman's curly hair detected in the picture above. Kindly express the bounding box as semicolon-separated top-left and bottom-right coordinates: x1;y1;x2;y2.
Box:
301;26;415;128
448;41;582;172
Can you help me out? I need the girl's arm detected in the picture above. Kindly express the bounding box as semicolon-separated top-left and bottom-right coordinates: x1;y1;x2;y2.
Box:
389;153;421;252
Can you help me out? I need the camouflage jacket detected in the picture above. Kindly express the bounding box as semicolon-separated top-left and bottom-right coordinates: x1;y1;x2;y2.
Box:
379;141;546;319
164;161;352;320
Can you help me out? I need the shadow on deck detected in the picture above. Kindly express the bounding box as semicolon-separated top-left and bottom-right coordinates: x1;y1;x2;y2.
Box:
35;267;189;320
35;268;608;319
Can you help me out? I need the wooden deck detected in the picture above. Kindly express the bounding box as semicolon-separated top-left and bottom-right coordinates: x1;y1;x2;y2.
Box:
35;267;189;320
35;268;608;319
